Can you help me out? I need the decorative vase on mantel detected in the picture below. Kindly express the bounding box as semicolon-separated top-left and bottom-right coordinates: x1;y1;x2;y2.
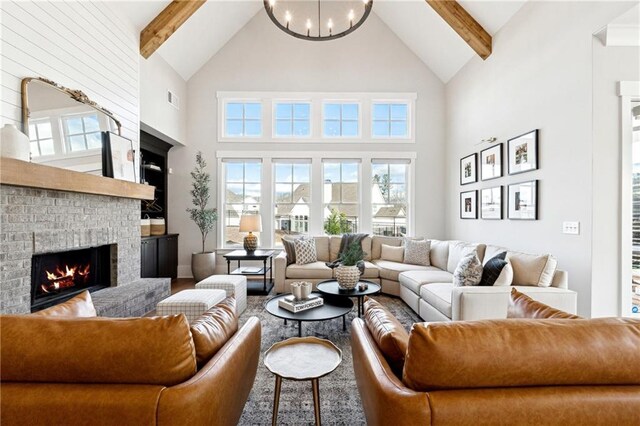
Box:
191;251;216;283
0;124;30;161
335;264;361;290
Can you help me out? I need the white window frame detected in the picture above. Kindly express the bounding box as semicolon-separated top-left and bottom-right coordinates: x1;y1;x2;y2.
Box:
371;100;412;140
216;91;416;144
217;151;416;250
271;100;313;139
322;159;362;232
371;159;411;237
321;101;362;139
273;159;312;245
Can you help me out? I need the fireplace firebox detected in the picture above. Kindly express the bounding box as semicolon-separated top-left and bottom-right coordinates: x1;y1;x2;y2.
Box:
31;245;112;312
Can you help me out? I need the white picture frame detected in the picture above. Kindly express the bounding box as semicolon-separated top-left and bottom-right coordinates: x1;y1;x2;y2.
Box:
480;143;503;181
481;186;502;220
460;190;478;219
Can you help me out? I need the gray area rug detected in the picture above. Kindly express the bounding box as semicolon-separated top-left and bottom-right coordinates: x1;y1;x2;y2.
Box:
238;294;420;425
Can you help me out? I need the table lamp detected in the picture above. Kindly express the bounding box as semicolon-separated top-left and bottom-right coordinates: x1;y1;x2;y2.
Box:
239;213;262;252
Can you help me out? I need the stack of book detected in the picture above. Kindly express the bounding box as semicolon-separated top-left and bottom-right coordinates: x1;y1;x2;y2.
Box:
278;294;324;313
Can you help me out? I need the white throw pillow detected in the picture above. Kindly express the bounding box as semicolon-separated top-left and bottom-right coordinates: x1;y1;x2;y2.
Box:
381;244;404;263
492;262;514;286
294;238;317;265
453;251;483;287
404;239;431;266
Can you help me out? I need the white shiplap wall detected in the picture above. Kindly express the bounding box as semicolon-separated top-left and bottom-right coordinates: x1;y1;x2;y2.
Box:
0;0;139;146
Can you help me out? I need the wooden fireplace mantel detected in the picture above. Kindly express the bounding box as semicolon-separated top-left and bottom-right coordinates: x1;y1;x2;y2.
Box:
0;157;155;200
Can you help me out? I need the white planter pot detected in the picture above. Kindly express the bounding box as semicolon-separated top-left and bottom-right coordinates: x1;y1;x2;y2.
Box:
335;265;361;290
191;252;216;283
0;124;30;161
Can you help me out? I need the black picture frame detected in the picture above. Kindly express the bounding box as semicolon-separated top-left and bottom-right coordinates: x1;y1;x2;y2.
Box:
460;190;478;219
480;143;503;181
507;180;538;220
460;153;477;185
102;131;136;183
481;186;503;220
508;129;538;175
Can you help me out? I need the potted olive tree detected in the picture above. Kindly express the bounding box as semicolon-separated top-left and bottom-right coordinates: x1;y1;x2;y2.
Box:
187;151;218;282
335;242;365;290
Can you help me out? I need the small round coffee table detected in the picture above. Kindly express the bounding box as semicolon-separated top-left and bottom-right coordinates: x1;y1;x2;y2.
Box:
264;337;342;426
316;280;381;318
265;292;353;337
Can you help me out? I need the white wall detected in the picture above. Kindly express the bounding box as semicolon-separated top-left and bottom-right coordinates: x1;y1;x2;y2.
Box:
170;12;446;277
140;53;187;145
0;0;139;148
445;1;636;317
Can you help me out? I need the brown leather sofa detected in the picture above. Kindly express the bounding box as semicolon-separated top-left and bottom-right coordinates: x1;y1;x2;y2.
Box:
1;292;261;426
352;291;640;425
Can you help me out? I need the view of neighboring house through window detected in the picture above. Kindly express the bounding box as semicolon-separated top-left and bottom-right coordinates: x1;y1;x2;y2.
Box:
275;103;311;137
372;103;409;138
225;102;262;137
29;119;55;157
223;160;262;246
323;160;360;234
631;101;640;315
62;113;102;152
371;160;408;236
274;160;311;246
323;103;359;137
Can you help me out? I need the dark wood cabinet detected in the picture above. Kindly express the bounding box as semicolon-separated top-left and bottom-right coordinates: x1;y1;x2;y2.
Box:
141;234;178;279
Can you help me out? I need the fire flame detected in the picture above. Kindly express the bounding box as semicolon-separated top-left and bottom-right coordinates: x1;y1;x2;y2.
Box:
40;263;90;294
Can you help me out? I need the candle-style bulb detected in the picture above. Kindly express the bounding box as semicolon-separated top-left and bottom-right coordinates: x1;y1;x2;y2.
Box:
285;10;291;29
328;18;333;35
269;0;275;8
306;18;312;36
348;9;354;27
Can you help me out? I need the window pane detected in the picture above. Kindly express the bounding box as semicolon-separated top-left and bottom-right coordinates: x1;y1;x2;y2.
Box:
372;163;388;179
244;103;262;119
324;182;340;203
68;135;86;151
390;121;408;137
65;117;84;135
342;121;358;137
226;163;244;182
244;120;262;136
372;204;407;237
83;115;100;133
275;120;292;137
342;163;359;183
275;183;292;203
373;104;389;120
226;184;244;202
324;103;340;120
224;204;244;246
29;124;37;140
293;164;310;183
275;204;310;246
324;163;340;183
245;163;262;182
40;139;55;156
226;119;243;136
389;164;406;183
293;103;310;119
341;183;359;203
342;104;358;120
30;141;40;156
390;104;408;120
324;120;340;137
372;120;389;137
293;120;310;136
324;204;358;234
86;132;102;149
276;103;292;119
275;164;292;182
293;182;311;202
37;122;52;139
226;103;243;119
389;184;406;202
245;184;261;202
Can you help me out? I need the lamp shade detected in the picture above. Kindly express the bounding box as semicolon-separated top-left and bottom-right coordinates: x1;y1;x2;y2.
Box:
239;213;262;232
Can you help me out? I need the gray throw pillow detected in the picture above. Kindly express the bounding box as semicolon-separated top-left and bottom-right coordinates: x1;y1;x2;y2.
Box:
404;239;431;266
453;251;483;287
282;238;298;265
294;238;317;265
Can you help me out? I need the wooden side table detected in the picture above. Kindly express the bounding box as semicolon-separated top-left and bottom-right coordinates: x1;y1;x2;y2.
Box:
264;337;342;425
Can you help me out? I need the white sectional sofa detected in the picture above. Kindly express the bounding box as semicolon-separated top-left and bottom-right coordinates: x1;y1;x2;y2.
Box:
274;235;578;321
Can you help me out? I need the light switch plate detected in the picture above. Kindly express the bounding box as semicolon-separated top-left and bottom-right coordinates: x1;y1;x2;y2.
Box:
562;221;580;235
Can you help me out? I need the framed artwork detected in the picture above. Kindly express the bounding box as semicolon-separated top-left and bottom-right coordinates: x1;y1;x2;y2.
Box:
508;180;538;220
481;186;502;220
480;143;503;181
102;132;136;183
508;129;538;175
460;153;477;185
460;190;478;219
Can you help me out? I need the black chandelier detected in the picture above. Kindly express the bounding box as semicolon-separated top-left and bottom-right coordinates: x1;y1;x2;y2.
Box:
264;0;373;41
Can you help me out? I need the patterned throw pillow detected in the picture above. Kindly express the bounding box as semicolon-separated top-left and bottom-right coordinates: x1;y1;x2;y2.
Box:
404;239;431;266
453;251;483;287
294;238;317;265
479;252;508;286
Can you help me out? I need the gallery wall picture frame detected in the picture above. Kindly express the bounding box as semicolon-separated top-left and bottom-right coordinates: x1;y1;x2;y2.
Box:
481;186;503;220
460;190;478;219
508;129;538;175
508;180;538;220
102;131;136;183
480;143;503;181
460;153;477;185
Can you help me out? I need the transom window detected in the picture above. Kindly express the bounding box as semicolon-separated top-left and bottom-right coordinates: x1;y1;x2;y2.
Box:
371;161;408;237
62;113;102;152
275;103;311;137
323;103;359;137
323;161;360;234
274;161;311;246
225;102;262;137
372;103;409;138
29;119;55;157
223;160;262;246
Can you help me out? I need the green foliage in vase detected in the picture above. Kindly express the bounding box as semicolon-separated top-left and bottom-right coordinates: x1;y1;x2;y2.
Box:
186;151;218;253
324;208;351;235
339;242;365;267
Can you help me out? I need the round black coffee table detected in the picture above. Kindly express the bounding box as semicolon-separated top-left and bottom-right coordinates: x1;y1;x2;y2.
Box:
316;280;381;318
265;292;353;337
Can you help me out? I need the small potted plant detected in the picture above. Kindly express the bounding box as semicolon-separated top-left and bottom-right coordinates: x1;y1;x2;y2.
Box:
335;242;365;290
187;151;218;282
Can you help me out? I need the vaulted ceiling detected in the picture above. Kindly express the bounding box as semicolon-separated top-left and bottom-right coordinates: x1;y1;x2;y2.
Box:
116;0;526;83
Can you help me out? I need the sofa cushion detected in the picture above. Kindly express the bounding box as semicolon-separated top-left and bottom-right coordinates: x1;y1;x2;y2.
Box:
483;244;509;266
404;239;431;266
363;297;409;375
1;314;197;386
428;239;449;271
381;244;404;262
33;290;96;317
282;238;298;265
398;269;454;294
330;235;372;262
287;261;333;279
478;252;508;286
453;252;483;287
372;260;431;282
493;262;514;286
314;236;331;262
508;288;581;319
447;241;486;273
371;235;403;259
507;251;558;287
419;283;453;318
295;238;317;265
360;261;380;279
190;297;238;368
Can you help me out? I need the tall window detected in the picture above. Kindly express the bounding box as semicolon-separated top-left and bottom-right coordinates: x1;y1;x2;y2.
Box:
323;103;359;137
225;102;262;137
372;103;409;138
631;101;640;315
62;113;102;152
29;119;54;157
275;103;311;137
323;161;359;234
371;161;408;237
223;160;262;246
274;161;311;246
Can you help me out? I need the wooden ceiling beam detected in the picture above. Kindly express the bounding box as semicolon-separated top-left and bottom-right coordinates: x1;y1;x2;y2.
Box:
425;0;492;60
140;0;206;59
